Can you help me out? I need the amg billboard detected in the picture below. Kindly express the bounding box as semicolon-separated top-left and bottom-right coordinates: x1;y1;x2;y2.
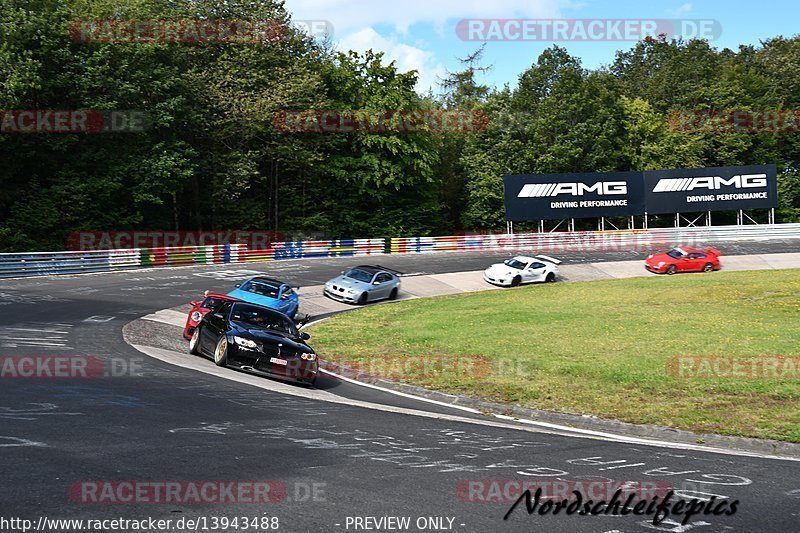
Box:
643;164;778;214
504;171;645;221
504;165;777;220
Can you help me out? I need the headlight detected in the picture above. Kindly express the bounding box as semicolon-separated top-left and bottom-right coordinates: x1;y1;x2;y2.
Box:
233;336;258;349
191;311;202;323
301;353;317;361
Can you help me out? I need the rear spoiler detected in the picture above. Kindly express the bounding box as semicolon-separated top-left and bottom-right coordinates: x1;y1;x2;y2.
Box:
374;265;405;276
705;247;721;257
534;255;562;265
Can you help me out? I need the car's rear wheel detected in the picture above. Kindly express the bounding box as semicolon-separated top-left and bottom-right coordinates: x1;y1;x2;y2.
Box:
389;288;398;300
545;273;556;283
511;276;521;287
357;293;368;305
189;327;201;355
666;265;677;275
702;263;714;272
213;337;228;367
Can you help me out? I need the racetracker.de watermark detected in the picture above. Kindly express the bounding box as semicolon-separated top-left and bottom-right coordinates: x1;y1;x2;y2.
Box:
0;110;149;134
668;109;800;133
458;479;673;503
69;19;333;44
0;356;142;379
324;354;497;382
456;19;722;42
666;356;800;379
273;109;490;134
68;231;285;251
405;231;703;255
69;481;326;504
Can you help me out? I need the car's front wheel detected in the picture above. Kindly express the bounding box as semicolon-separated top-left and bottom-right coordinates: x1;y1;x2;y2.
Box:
213;337;228;367
666;265;677;275
702;263;714;272
511;276;521;287
357;293;368;305
189;327;201;355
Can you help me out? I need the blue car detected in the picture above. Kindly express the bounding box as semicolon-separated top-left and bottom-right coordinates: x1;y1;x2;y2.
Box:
227;276;299;319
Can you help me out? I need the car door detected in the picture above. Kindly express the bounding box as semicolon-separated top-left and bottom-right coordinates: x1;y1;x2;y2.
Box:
683;253;702;272
200;301;230;353
692;253;709;271
276;285;296;315
523;262;546;283
371;273;393;300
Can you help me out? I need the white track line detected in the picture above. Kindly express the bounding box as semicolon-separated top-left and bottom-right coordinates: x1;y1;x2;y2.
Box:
132;343;798;461
135;283;800;462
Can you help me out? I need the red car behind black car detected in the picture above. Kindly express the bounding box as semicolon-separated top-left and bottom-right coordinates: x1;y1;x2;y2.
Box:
183;291;239;339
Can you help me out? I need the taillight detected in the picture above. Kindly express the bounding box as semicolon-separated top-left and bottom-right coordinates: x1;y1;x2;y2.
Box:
191;311;202;323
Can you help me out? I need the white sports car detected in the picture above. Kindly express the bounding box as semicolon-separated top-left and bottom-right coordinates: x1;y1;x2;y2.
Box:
483;255;561;287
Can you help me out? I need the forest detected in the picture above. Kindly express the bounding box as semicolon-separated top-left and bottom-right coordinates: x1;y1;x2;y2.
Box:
1;0;799;251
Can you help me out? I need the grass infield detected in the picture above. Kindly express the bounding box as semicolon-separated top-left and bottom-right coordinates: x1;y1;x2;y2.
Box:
310;269;800;442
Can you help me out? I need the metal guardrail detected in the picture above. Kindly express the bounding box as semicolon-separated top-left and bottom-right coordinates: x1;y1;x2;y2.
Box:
390;224;800;254
0;239;386;279
1;225;798;279
0;245;245;279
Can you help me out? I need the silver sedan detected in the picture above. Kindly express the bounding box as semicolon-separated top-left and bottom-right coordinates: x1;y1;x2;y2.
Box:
323;265;401;305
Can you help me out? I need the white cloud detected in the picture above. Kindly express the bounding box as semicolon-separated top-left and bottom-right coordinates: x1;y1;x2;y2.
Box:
669;3;693;17
338;28;446;93
285;0;565;35
283;0;569;93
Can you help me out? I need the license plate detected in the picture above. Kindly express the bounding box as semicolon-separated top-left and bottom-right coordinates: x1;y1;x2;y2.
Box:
270;357;288;366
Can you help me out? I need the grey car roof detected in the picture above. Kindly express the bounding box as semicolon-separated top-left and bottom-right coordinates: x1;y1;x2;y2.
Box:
350;265;383;275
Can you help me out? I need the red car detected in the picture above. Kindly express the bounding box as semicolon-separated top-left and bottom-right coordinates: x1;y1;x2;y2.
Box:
645;246;721;275
183;291;240;339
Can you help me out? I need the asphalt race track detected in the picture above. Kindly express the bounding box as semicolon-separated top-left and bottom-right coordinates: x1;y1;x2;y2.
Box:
2;239;800;533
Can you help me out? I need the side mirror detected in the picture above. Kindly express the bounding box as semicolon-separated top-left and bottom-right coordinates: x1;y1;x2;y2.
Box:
373;281;381;285
300;332;311;341
189;300;197;307
298;314;312;328
234;283;241;288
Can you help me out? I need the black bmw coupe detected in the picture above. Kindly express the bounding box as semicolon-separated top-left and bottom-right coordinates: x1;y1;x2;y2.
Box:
189;301;318;386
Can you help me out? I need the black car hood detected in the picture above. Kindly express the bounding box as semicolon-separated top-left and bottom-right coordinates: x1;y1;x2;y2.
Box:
230;324;312;353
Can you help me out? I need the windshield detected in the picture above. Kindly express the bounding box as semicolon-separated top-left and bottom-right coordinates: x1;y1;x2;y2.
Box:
344;268;373;283
230;303;299;337
504;259;528;270
239;280;280;298
666;249;686;259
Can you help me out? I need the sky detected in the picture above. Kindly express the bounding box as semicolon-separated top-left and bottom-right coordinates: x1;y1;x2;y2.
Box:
283;0;800;95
